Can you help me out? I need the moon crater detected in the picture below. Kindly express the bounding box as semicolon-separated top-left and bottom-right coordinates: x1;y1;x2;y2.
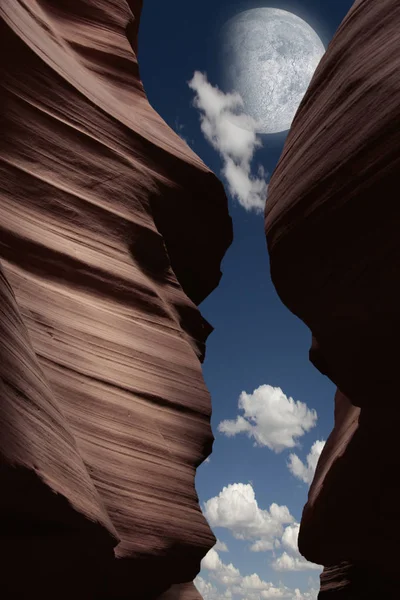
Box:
220;8;326;134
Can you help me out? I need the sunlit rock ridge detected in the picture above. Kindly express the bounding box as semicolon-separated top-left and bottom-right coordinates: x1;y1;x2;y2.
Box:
0;1;232;598
265;0;400;598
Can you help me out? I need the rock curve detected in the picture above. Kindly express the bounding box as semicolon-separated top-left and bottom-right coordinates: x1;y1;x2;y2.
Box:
265;0;400;596
0;1;232;598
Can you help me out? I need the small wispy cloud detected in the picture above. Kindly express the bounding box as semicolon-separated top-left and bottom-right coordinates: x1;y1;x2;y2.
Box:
174;117;194;146
287;440;326;484
214;539;229;552
188;71;268;213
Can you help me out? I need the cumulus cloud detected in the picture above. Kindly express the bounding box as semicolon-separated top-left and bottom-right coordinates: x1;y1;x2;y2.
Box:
203;483;294;548
287;440;326;484
201;549;243;590
199;548;289;598
218;385;318;452
281;523;301;554
202;548;226;572
203;483;322;575
271;523;323;573
196;548;319;600
188;71;268;213
195;576;233;600
272;552;322;572
214;540;229;552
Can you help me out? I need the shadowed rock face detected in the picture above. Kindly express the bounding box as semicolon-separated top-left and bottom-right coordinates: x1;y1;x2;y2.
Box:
0;1;232;598
265;0;400;597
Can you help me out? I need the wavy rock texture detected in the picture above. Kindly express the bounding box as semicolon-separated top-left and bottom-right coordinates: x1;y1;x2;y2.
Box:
0;1;232;598
265;0;400;597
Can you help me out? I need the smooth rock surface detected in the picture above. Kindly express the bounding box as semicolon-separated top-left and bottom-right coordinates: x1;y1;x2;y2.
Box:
0;1;232;598
159;583;203;600
265;0;400;596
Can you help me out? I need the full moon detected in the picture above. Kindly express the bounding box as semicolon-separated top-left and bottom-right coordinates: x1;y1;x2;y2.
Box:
220;8;326;134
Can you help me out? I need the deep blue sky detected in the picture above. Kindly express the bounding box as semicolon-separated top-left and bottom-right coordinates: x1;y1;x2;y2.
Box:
139;2;354;598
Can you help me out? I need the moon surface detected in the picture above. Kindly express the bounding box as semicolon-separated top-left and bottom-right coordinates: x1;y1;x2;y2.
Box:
220;8;326;134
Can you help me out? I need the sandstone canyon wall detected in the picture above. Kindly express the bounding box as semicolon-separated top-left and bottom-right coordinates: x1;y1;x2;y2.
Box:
265;0;400;597
0;1;232;598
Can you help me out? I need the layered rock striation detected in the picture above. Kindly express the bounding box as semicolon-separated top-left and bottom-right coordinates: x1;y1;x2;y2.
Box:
265;0;400;597
0;1;232;598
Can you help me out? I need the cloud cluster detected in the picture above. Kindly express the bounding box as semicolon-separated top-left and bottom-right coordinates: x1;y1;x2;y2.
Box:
203;483;322;575
271;523;322;572
188;71;268;213
287;440;326;484
218;385;318;452
203;483;294;548
195;576;233;600
196;548;319;600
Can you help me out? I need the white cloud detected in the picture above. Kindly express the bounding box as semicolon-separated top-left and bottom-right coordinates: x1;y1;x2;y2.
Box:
281;523;300;554
199;548;289;598
271;524;323;573
194;576;233;600
236;573;290;598
250;539;275;552
249;521;322;572
196;548;319;599
215;540;229;552
287;440;326;484
293;589;319;600
218;385;318;452
188;71;268;213
202;548;225;571
203;483;294;548
201;549;242;589
272;552;322;572
203;483;322;575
